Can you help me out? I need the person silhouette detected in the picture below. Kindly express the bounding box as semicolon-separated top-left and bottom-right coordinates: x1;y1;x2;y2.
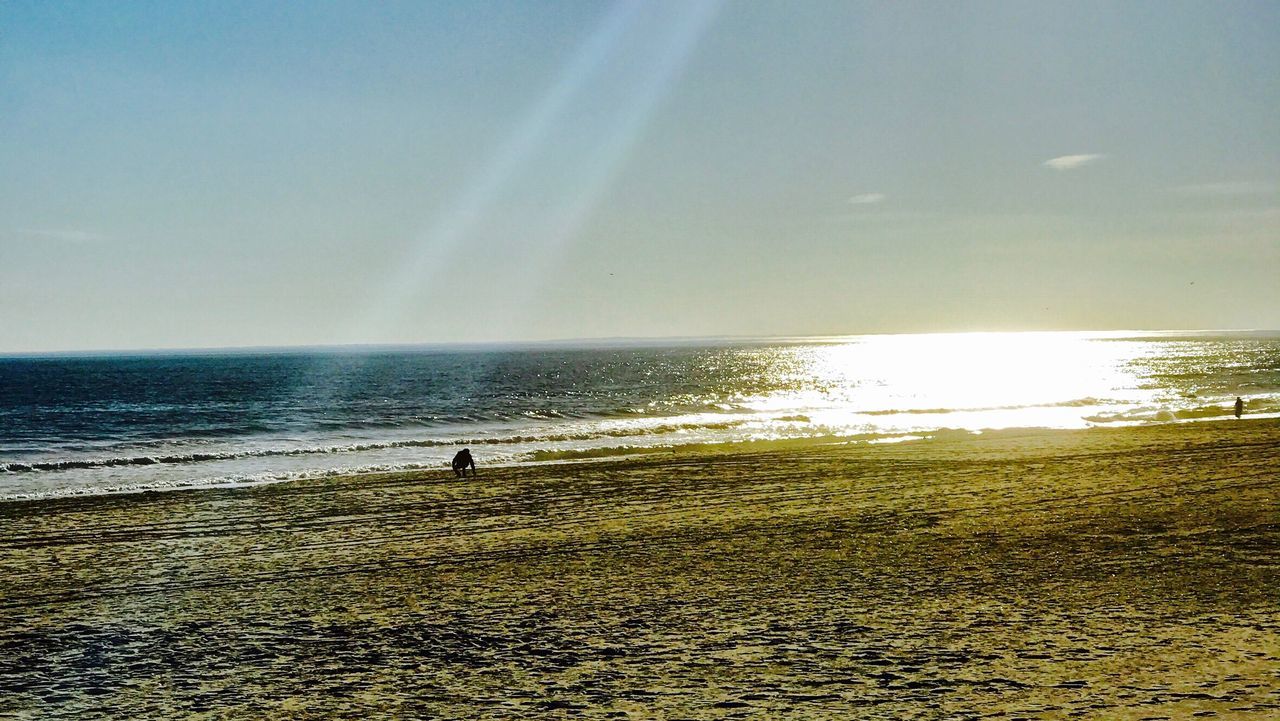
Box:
1234;397;1244;419
452;448;476;478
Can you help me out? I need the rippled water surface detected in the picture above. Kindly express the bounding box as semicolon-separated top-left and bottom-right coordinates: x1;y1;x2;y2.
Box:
2;331;1277;498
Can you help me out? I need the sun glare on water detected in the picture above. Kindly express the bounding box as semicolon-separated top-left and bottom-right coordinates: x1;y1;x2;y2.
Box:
742;331;1159;435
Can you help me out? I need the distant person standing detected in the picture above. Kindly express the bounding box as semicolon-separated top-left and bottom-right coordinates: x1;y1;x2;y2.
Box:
1234;396;1244;419
452;448;476;478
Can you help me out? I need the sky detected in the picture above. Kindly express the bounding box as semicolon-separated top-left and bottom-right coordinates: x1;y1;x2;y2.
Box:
1;0;1277;352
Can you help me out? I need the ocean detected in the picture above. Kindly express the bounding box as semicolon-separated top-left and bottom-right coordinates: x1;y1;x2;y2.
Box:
2;331;1277;500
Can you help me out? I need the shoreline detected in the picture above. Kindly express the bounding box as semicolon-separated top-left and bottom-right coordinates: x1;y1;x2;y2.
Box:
3;414;1275;507
2;417;1277;718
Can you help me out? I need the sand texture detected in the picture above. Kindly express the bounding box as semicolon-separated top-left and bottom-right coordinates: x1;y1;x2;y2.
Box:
1;420;1277;719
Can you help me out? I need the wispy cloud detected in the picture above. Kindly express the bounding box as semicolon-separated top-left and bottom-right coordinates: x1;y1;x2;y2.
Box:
14;228;109;244
848;192;886;205
1042;154;1105;170
1170;181;1275;197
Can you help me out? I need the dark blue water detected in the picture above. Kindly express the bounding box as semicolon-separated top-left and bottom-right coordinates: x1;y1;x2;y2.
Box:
0;345;797;451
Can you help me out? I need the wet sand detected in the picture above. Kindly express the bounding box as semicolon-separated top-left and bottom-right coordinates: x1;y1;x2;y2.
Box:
1;419;1277;719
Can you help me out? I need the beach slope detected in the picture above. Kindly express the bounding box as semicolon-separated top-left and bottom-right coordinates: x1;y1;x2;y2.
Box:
1;420;1277;719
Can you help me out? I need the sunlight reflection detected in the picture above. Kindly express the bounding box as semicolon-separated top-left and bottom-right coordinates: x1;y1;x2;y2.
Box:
741;332;1156;433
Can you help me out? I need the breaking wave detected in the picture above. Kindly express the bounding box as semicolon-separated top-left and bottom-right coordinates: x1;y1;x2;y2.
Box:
1;419;752;474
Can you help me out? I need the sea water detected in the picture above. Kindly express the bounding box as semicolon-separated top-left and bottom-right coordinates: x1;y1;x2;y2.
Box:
2;331;1277;500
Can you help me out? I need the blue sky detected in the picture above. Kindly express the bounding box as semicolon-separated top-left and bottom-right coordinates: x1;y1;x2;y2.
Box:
1;0;1277;351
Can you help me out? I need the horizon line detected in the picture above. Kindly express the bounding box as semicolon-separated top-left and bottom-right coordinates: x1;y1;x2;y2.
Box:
2;328;1276;358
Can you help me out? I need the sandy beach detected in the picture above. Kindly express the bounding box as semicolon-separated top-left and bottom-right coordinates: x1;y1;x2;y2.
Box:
1;419;1276;719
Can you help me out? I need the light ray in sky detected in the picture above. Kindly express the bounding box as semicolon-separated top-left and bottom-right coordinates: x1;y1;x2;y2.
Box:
345;0;647;343
497;1;723;331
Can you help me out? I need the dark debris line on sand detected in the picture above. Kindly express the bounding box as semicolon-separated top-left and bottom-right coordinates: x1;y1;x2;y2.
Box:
1;419;1278;719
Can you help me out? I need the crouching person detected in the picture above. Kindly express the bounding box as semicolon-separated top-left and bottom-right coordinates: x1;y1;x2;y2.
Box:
452;448;476;478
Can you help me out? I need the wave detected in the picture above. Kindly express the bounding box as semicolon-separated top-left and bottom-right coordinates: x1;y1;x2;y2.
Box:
0;419;754;474
0;460;451;501
1085;400;1278;424
859;397;1120;416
